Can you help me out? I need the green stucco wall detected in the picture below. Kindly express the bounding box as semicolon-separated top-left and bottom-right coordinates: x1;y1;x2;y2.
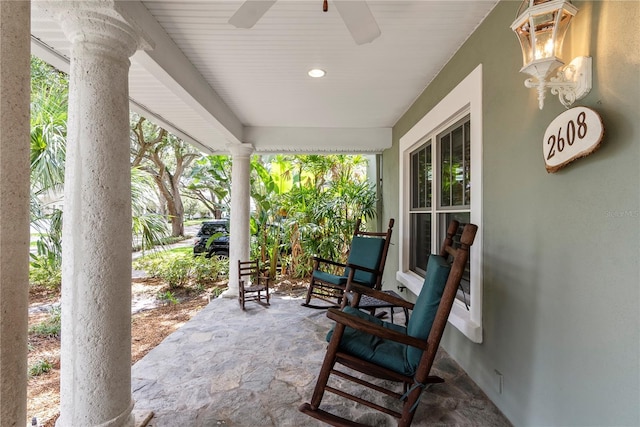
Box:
382;1;640;425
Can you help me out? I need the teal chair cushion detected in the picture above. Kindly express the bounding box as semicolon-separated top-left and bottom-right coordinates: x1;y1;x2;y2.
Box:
326;306;411;374
312;270;348;286
312;236;385;287
405;255;451;371
325;255;451;376
343;236;385;286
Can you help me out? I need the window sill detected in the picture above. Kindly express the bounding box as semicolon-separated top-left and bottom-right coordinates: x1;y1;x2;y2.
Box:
396;270;483;343
396;270;423;295
449;302;482;343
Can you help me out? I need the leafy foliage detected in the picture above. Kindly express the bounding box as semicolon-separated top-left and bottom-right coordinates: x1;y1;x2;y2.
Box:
30;55;378;286
183;155;232;219
30;57;68;195
28;58;174;287
29;253;62;289
156;290;178;305
134;249;228;289
29;359;53;378
246;154;377;279
131;167;169;252
130;115;201;236
29;57;68;277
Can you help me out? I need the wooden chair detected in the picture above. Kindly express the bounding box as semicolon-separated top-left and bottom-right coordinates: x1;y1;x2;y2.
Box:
299;220;477;426
238;259;270;310
302;218;394;309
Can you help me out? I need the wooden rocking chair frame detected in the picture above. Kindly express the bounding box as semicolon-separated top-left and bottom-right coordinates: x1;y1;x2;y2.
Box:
299;221;478;426
302;218;394;309
238;259;270;310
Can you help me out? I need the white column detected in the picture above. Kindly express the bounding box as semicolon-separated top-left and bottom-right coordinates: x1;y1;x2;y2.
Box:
40;4;144;426
0;2;30;425
224;143;254;297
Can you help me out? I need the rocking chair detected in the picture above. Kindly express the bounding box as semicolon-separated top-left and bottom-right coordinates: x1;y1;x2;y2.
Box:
299;220;477;426
238;259;270;310
302;218;394;309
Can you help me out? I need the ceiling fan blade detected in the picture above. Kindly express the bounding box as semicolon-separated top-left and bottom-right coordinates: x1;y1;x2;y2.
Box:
333;1;381;45
228;0;277;29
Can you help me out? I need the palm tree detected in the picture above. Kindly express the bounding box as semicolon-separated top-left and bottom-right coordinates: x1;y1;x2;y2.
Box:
29;57;68;276
248;154;377;278
131;167;169;252
29;58;173;286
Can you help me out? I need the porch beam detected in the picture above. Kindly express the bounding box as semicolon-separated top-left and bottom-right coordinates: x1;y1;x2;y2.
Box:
115;1;244;145
30;37;215;156
245;126;392;154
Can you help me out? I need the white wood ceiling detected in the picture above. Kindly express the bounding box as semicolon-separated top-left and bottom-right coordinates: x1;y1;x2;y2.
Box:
30;1;499;154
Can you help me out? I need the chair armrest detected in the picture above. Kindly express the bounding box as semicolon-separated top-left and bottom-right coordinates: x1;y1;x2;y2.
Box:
343;262;383;289
345;262;379;275
326;308;426;350
345;282;415;311
313;256;347;270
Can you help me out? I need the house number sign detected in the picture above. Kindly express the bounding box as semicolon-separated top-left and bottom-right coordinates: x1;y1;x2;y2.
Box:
543;106;604;173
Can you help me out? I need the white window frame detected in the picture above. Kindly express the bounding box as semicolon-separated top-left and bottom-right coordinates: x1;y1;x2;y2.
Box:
397;65;483;343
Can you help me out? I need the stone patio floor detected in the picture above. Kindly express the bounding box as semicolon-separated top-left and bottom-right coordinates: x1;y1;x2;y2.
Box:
131;291;512;426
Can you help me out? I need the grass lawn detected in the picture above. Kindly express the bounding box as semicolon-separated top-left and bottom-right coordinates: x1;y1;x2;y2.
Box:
133;246;195;266
161;246;192;256
184;218;213;226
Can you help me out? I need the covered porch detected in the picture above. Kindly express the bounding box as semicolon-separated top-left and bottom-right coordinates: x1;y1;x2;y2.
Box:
131;293;511;426
5;1;503;424
1;1;638;426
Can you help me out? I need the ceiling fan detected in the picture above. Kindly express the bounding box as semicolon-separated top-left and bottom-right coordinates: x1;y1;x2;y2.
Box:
228;0;381;45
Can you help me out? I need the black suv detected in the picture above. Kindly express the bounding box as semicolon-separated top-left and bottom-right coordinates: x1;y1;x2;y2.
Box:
193;220;229;257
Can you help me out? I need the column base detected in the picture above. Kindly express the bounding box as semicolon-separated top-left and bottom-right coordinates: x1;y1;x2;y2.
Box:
56;400;134;427
220;288;238;298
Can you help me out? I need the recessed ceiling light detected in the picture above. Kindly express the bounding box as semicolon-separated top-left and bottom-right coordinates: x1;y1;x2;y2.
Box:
308;68;326;78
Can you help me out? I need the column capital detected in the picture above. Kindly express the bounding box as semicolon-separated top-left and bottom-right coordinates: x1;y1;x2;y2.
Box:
37;1;153;60
227;142;255;159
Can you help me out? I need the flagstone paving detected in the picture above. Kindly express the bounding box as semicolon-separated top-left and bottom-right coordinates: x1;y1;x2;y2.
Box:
132;293;511;426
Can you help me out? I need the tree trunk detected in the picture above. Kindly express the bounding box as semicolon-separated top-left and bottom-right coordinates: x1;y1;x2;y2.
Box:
170;192;185;236
154;174;184;237
130;117;199;238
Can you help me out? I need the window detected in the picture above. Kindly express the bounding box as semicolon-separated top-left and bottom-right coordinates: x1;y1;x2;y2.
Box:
397;65;483;343
409;117;472;306
409;117;470;262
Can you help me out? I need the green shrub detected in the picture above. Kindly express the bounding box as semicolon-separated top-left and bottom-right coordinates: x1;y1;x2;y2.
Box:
290;252;313;279
157;256;193;288
29;254;62;289
29;359;53;377
215;255;229;279
133;249;190;279
210;286;227;298
133;253;163;277
192;255;215;285
192;255;228;285
134;249;228;289
157;290;178;305
29;306;61;337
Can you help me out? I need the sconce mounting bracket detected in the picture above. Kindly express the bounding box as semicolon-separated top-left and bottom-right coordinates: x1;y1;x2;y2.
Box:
525;56;592;109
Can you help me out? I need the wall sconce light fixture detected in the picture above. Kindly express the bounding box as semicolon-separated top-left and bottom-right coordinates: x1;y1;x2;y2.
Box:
511;0;592;109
